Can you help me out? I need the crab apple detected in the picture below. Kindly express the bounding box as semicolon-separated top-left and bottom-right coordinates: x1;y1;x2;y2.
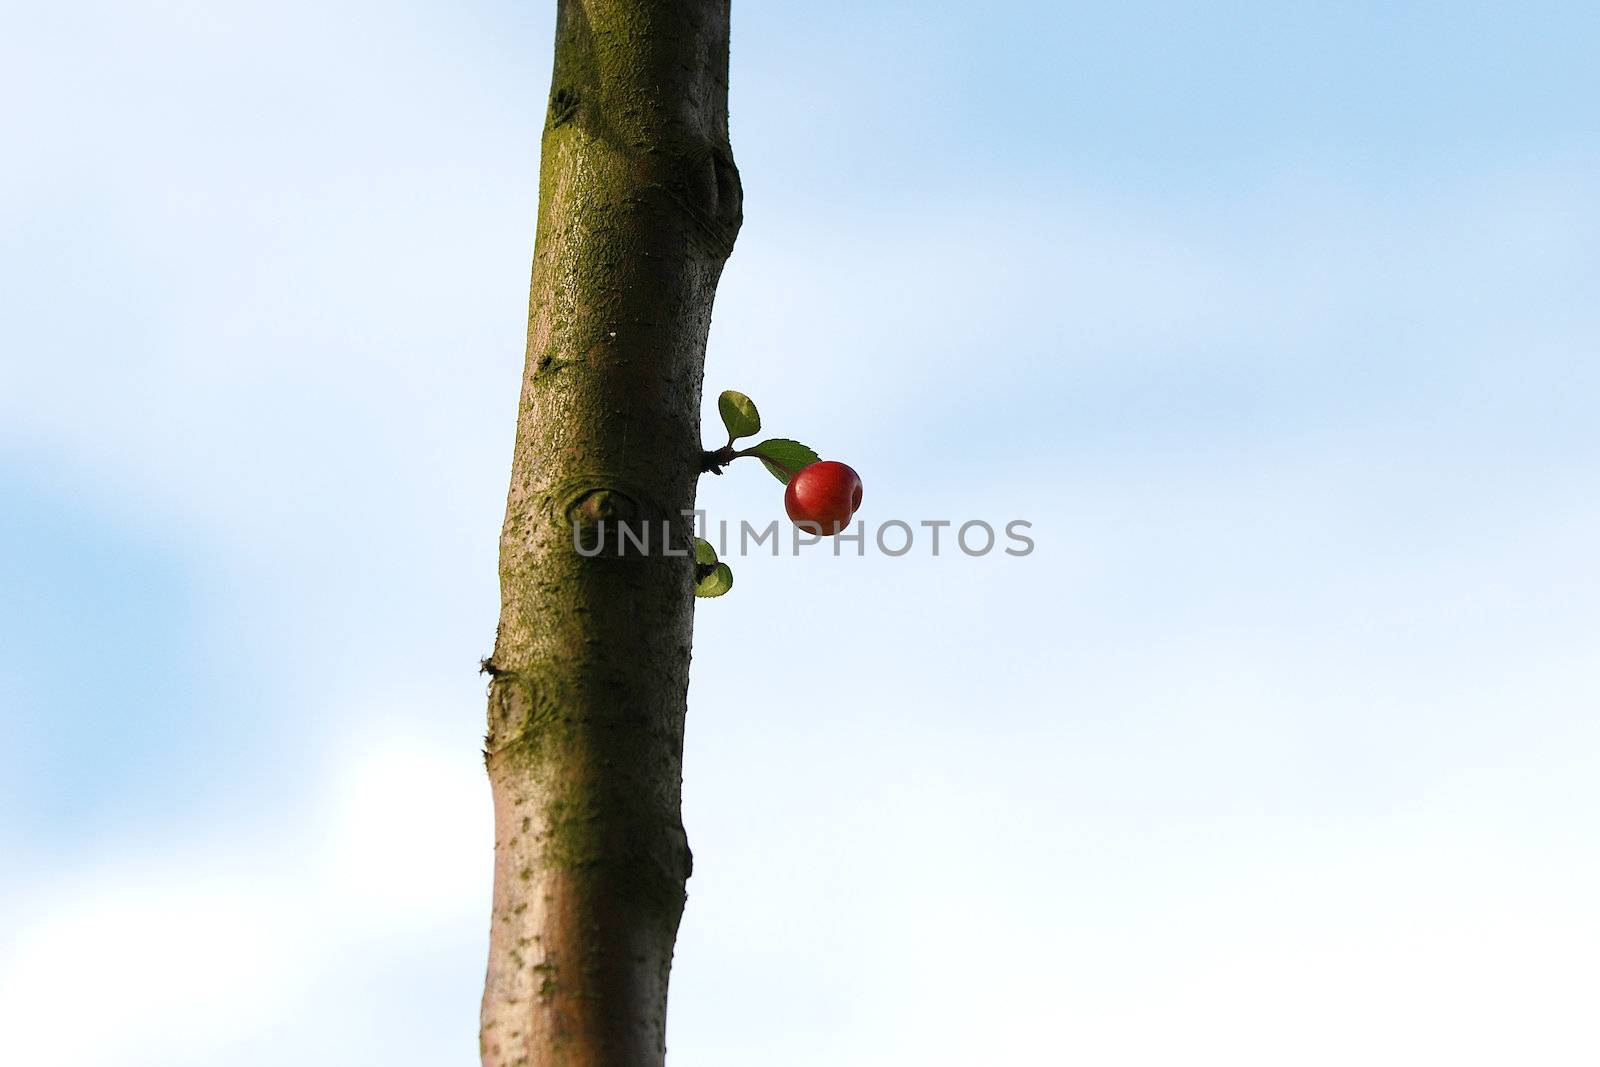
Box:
784;460;863;535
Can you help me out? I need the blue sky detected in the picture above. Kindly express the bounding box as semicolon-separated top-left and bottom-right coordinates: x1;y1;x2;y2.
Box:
3;1;1599;1063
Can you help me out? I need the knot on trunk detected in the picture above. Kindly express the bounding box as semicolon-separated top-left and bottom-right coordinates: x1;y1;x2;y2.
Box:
557;481;691;561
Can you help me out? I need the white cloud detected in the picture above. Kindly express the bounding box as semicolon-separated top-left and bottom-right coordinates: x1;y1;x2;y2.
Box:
0;724;491;1066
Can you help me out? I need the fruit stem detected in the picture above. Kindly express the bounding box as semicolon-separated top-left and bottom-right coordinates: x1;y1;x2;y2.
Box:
697;445;798;480
730;447;797;479
698;444;738;475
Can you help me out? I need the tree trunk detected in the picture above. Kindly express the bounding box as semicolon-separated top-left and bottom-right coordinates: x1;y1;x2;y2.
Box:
479;2;740;1064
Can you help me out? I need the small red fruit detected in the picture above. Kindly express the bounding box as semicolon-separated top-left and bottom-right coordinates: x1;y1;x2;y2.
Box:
784;460;863;535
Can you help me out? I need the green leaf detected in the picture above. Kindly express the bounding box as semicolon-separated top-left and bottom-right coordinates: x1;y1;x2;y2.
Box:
747;438;820;485
718;390;761;441
692;537;718;565
694;562;733;598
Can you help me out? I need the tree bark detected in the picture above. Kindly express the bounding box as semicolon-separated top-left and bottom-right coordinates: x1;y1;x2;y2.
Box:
479;2;740;1065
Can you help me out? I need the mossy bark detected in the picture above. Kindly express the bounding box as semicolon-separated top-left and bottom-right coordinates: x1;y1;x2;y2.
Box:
479;2;740;1064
